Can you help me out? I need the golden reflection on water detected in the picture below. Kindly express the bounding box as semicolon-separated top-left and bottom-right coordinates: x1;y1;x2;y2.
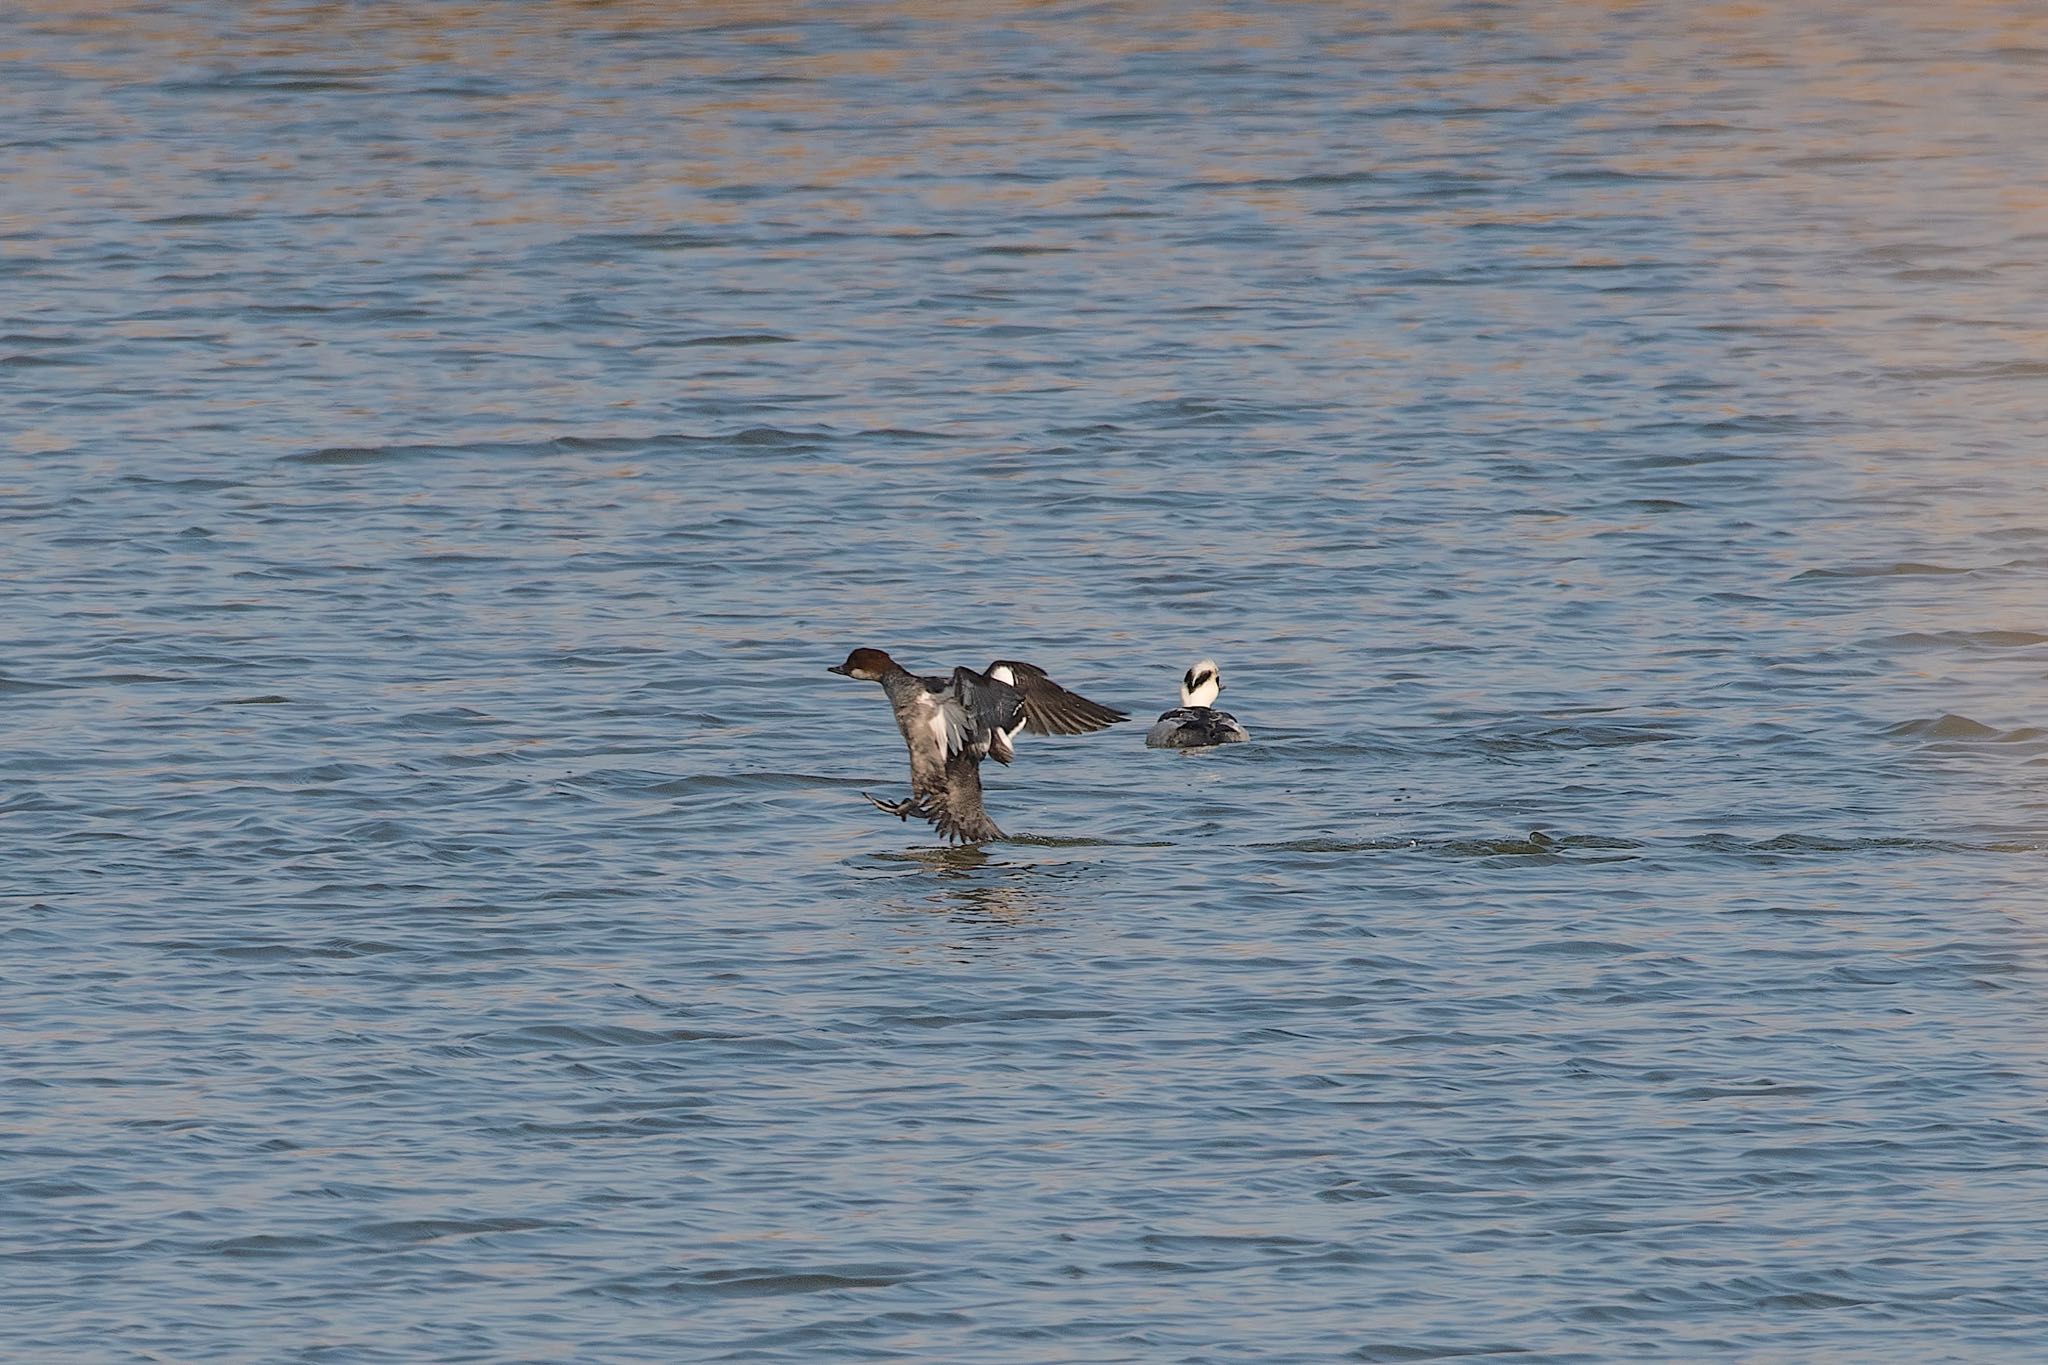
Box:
12;0;2046;253
9;0;2046;616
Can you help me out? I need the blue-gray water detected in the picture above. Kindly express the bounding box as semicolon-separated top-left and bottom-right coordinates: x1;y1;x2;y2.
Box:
6;2;2047;1360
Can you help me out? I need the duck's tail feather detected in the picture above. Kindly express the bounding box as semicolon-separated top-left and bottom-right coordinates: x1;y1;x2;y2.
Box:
921;751;1005;843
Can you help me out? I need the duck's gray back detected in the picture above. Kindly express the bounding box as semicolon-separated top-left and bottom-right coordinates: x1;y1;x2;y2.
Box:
1145;706;1250;749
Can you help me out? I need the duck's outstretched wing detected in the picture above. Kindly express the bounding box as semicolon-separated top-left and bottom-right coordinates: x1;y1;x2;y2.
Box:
985;660;1128;736
921;748;1004;843
947;667;1023;757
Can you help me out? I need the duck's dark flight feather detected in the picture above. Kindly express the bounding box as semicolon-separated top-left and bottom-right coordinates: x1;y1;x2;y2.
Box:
986;659;1129;736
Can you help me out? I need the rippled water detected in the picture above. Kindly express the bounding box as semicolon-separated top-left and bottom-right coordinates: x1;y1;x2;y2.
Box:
7;2;2048;1360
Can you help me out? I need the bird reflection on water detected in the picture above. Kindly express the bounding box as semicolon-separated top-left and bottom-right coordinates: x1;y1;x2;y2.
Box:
865;844;1067;927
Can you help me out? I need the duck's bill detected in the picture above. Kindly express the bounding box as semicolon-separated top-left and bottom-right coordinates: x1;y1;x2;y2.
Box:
826;664;852;675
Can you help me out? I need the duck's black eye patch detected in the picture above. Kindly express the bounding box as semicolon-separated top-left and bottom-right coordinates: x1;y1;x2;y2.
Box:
1193;670;1213;687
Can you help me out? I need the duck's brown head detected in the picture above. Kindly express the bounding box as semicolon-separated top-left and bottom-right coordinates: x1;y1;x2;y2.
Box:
828;647;897;681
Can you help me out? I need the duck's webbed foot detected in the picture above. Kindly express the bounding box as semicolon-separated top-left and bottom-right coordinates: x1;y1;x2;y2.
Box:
861;791;925;822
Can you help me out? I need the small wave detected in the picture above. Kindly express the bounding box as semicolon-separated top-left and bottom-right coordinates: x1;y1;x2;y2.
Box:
498;1114;722;1138
1884;358;2048;380
142;212;252;227
116;474;244;492
1794;561;1973;580
1671;1081;1825;1100
343;1216;548;1247
1689;831;2043;855
2;1178;99;1199
1521;938;1644;958
729;425;828;447
396;706;504;731
1874;630;2048;650
564;229;731;252
857;425;949;442
285;445;426;466
1473;724;1681;753
1351;1341;1535;1361
282;427;832;466
161;69;377;93
651;333;795;347
0;675;70;693
338;819;411;843
580;1263;920;1302
645;771;851;795
1176;170;1373;192
540;647;663;670
474;1023;748;1051
1889;267;1993;284
204;1233;336;1257
167;938;401;962
1887;713;2002;740
1260;833;1641;858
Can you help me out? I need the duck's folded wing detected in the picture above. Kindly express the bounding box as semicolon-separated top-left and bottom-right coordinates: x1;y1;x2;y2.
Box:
901;692;973;799
985;660;1128;735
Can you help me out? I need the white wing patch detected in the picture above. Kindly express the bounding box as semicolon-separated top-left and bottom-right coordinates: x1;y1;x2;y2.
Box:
914;688;974;756
983;665;1025;745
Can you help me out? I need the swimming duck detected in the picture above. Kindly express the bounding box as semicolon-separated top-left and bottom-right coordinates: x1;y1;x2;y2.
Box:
828;648;1127;842
1144;658;1250;748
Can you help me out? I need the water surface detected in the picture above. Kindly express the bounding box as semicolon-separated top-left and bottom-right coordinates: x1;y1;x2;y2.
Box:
5;2;2047;1360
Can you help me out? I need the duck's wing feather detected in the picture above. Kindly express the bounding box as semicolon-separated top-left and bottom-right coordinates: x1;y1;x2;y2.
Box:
948;667;1022;748
985;660;1128;736
897;686;972;799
